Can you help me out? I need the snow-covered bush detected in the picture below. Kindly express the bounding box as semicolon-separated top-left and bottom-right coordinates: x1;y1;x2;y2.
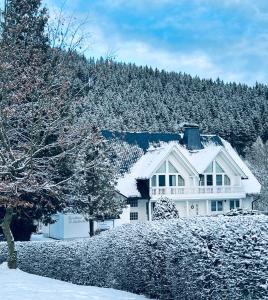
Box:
0;216;267;299
152;197;179;220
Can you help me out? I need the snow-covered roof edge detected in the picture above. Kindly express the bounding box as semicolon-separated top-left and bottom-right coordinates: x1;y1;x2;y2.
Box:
220;138;261;194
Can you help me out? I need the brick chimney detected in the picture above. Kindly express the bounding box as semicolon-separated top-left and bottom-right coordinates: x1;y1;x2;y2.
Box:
182;123;203;150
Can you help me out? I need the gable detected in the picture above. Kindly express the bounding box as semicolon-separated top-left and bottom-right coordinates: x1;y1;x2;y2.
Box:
148;146;198;179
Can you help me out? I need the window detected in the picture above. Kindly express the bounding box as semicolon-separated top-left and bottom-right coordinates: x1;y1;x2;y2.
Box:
211;200;223;212
199;174;205;186
156;162;166;173
151;175;157;187
230;199;240;210
206;175;213;186
169;175;176;186
158;175;166;187
216;162;224;173
178;175;185;186
168;161;178;173
204;162;213;173
151;160;184;188
224;175;231;185
130;212;138;220
128;199;138;207
216;174;223;186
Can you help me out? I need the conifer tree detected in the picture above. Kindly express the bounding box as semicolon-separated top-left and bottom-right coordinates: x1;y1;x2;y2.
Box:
152;197;180;221
245;137;268;210
71;127;126;236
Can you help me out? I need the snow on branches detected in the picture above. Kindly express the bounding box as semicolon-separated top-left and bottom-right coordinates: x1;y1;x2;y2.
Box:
152;197;180;221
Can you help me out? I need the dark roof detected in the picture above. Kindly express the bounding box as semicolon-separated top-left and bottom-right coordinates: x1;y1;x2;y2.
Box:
200;135;223;147
102;130;223;151
102;130;224;176
102;130;182;151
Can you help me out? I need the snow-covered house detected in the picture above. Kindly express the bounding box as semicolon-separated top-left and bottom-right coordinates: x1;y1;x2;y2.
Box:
103;124;261;222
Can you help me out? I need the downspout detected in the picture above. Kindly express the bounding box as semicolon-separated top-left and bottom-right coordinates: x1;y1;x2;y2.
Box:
147;197;151;221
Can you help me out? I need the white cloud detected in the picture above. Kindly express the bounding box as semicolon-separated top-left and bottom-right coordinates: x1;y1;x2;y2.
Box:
43;0;267;85
85;24;253;84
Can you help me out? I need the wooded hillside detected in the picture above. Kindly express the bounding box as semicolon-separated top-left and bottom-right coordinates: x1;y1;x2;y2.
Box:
72;56;268;154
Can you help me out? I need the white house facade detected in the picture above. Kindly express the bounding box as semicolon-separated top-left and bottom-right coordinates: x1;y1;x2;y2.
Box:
43;125;261;239
113;125;261;222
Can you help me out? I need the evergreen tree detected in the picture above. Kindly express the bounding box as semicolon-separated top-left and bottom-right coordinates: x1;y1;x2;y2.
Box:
245;137;268;210
152;197;180;221
71;127;126;236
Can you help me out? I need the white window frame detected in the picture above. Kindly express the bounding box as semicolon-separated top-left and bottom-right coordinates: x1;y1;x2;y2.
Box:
200;161;231;187
211;200;223;212
150;160;185;188
230;199;240;210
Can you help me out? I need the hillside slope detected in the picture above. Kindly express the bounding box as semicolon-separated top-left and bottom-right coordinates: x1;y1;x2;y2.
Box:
71;56;268;153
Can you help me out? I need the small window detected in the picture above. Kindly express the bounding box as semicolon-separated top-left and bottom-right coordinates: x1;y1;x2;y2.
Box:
130;212;138;220
216;174;223;186
151;175;157;187
128;199;138;208
211;201;217;211
199;175;205;186
158;175;166;187
216;162;224;173
169;175;176;186
211;200;223;212
156;162;166;173
217;200;223;211
224;175;231;186
230;199;240;210
168;161;178;173
206;175;213;186
204;162;213;173
178;175;185;186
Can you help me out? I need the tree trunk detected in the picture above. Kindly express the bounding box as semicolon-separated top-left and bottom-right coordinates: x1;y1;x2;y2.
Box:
89;219;94;237
1;208;17;269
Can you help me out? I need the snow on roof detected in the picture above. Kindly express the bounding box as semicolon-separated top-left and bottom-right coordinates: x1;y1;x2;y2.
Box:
116;142;178;197
220;138;261;194
116;137;261;197
185;145;222;173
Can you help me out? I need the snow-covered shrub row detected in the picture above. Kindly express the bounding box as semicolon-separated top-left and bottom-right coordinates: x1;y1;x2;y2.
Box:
0;215;268;299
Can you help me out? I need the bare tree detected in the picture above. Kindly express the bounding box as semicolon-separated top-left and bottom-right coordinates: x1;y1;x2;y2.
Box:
0;0;89;268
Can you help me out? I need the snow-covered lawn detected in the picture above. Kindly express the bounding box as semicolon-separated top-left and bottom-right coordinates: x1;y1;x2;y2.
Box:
0;263;150;300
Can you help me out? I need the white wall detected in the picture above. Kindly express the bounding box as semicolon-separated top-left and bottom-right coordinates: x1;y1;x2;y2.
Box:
63;214;89;239
43;213;90;239
44;206;131;239
129;199;148;223
114;205;131;226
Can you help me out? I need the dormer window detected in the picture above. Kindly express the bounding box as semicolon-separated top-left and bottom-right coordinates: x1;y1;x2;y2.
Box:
158;175;166;186
151;175;157;187
200;161;231;186
150;160;185;188
224;175;231;185
169;175;176;186
156;162;166;173
168;161;178;173
178;175;185;186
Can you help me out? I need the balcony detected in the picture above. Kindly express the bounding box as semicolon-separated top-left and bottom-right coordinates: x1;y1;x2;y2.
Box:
151;186;244;197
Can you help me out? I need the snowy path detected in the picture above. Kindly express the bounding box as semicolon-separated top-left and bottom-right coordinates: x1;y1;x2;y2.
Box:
0;263;150;300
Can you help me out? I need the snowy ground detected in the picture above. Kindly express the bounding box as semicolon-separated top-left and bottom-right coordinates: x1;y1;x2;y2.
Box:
0;263;150;300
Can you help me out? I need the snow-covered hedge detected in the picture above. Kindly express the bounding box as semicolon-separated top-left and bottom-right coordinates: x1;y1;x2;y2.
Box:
0;216;268;299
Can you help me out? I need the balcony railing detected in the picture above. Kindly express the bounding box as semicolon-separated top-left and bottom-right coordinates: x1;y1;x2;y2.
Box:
151;186;244;196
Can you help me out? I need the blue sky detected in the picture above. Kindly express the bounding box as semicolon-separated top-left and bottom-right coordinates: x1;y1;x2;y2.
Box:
9;0;268;85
